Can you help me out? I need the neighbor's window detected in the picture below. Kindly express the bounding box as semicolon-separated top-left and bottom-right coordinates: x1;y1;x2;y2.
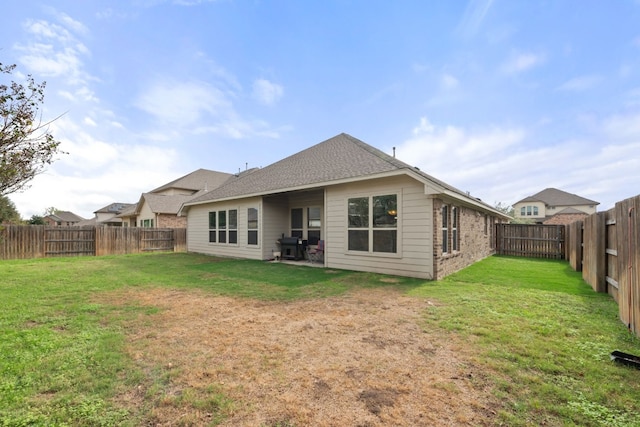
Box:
533;206;539;216
347;194;397;253
141;219;153;228
248;207;258;245
520;207;526;216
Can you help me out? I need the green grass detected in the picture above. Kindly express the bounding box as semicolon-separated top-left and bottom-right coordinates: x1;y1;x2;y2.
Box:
1;253;640;426
410;255;640;426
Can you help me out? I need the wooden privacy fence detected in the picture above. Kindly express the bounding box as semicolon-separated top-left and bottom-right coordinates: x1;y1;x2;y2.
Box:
495;223;566;259
566;194;640;337
0;225;187;260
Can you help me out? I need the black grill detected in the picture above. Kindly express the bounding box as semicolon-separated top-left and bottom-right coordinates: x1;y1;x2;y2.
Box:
279;237;306;260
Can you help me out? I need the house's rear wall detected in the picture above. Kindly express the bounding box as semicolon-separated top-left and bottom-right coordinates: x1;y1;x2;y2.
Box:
186;197;264;260
325;175;434;279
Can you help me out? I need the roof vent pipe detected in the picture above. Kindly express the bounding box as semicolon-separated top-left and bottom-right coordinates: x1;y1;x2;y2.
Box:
393;147;396;158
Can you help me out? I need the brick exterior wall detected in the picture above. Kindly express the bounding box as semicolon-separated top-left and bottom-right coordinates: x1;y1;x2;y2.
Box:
543;213;587;225
156;214;187;228
433;199;502;280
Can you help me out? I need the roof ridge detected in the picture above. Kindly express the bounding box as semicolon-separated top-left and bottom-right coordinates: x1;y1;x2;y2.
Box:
341;133;411;170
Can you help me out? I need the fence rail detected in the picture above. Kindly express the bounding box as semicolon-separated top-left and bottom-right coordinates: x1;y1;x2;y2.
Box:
0;226;186;260
495;223;566;259
565;194;640;337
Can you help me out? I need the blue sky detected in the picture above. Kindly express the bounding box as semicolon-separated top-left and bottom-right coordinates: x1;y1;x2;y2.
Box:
3;0;640;219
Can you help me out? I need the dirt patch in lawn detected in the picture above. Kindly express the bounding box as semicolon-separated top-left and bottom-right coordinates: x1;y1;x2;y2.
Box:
100;287;498;426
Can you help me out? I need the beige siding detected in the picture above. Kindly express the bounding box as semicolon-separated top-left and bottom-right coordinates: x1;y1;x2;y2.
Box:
262;195;289;259
138;200;154;226
514;201;546;219
186;197;264;260
325;175;433;279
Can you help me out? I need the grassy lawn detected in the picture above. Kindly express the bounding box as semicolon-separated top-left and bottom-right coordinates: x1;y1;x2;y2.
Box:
411;256;640;426
1;253;640;425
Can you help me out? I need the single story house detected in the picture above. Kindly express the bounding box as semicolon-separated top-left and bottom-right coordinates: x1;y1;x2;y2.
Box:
43;211;85;227
179;133;510;279
75;202;134;227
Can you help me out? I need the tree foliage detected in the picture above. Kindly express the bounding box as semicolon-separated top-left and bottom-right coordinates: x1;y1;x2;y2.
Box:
1;62;63;196
44;206;59;216
0;195;21;224
28;214;45;225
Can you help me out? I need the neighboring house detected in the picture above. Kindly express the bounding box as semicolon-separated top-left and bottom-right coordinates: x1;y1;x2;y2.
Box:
119;169;233;228
513;188;599;224
179;133;510;279
81;202;135;227
43;211;85;227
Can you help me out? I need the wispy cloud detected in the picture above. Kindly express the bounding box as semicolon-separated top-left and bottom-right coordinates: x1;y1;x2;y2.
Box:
456;0;495;38
398;116;640;209
500;51;546;74
8;10;191;218
135;79;232;125
252;78;284;106
441;73;460;90
15;14;94;91
557;75;601;92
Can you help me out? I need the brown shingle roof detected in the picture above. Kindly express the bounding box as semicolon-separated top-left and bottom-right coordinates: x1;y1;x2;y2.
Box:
141;193;199;214
94;202;134;214
516;188;599;207
188;133;404;203
151;168;232;193
49;211;85;222
185;133;504;217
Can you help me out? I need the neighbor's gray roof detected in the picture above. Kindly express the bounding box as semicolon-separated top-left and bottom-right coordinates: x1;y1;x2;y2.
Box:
185;133;502;215
115;204;137;218
140;192;203;215
554;207;589;215
94;202;134;214
517;188;599;207
151;168;233;193
49;211;85;222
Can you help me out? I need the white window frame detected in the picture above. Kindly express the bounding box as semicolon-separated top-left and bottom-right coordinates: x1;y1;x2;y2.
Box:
208;209;238;245
442;205;449;254
247;207;259;246
347;193;399;255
